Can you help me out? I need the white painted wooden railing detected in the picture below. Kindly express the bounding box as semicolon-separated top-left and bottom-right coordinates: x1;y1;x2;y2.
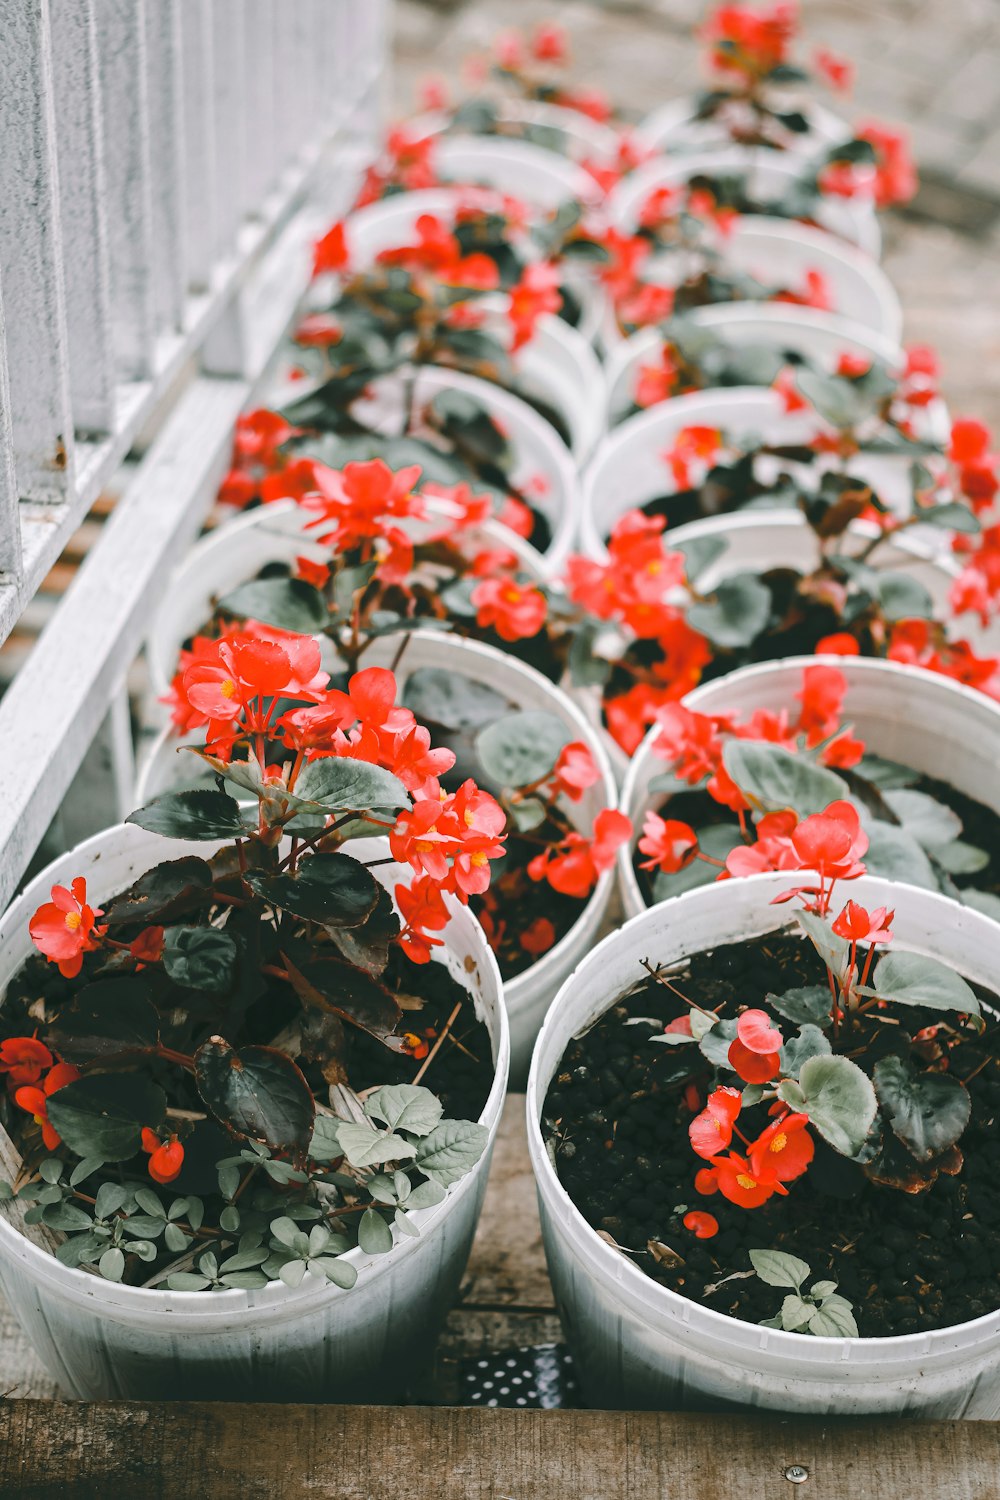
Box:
0;0;392;908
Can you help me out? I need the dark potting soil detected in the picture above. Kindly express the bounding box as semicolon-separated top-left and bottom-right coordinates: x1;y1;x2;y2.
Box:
633;772;1000;911
544;930;1000;1338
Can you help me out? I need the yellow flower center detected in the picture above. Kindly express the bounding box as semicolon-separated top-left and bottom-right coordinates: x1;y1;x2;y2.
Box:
464;809;475;828
736;1173;757;1192
415;839;434;853
64;912;82;932
470;851;487;867
770;1132;788;1153
502;587;522;604
220;677;237;699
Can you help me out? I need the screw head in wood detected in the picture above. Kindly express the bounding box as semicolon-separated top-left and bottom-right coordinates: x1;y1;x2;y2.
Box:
784;1464;809;1483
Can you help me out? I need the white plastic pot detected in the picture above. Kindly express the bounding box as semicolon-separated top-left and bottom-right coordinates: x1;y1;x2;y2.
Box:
136;632;619;1088
0;825;509;1402
609;147;881;257
527;870;1000;1416
409;101;622;167
618;655;1000;917
637;96;851;159
603;304;948;446
433;134;602;211
601;216;903;352
344;186;609;391
581;389;947;557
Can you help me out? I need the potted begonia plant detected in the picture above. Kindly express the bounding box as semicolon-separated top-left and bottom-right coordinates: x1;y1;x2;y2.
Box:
145;498;624;1082
528;819;1000;1415
0;626;509;1401
617;656;1000;920
638;0;915;207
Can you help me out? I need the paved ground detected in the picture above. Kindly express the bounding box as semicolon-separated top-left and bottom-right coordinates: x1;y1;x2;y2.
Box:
391;0;1000;428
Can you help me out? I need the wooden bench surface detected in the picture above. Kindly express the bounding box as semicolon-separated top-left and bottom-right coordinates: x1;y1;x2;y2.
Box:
2;1096;1000;1498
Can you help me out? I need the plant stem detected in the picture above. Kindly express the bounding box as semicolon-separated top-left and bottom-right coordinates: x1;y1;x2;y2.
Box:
412;1001;463;1087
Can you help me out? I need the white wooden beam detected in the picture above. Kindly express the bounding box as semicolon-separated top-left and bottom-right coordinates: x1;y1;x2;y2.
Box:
145;0;187;336
0;278;21;586
48;0;116;435
178;0;217;293
0;0;76;502
94;0;156;380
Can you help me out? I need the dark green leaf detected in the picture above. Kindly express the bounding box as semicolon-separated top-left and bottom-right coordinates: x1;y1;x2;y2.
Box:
415;1119;489;1185
401;667;509;731
46;1074;166;1162
162;927;238;992
675;534;728;585
293;757;410;815
874;1054;971;1161
863;821;938;890
127;789;247;841
245;853;379;928
194;1039;315;1150
873;572;934;622
329;885;401;976
283;953;403;1045
882;789;962;849
218;577;328;633
767;985;831;1027
780;1024;832;1079
49;978;160;1062
102;858;213;927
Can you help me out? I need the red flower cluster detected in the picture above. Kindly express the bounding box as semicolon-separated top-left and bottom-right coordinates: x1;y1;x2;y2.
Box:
28;878;106;979
141;1128;185;1186
527;808;631;899
216;409;310;511
689;1081;814;1214
700;2;797;80
4;1040;81;1151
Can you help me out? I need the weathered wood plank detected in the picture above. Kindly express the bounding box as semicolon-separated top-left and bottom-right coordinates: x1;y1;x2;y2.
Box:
461;1094;553;1311
1;1402;998;1499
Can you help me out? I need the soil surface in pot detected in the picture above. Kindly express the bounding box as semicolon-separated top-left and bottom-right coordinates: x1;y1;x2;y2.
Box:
544;930;1000;1337
633;772;1000;915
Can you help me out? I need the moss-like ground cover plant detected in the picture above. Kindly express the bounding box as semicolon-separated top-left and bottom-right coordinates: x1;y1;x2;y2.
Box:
634;663;1000;920
0;629;509;1291
544;799;1000;1337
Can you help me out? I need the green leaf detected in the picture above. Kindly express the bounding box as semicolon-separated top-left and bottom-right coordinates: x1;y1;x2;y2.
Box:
429;388;510;466
358;1206;395;1254
882;789;962;850
218;577;328;633
930;840;989;875
862;821;939;890
749;1248;810;1289
686;572;771;649
245;853;379;929
99;1248;125;1283
127;789;247;841
162;926;238;992
102;857;213;927
918;502;981;534
873;572;934;622
406;1179;447;1211
94;1182;129;1221
854;754;917;790
401;668;509;731
49;978;160;1062
874;1054;971;1162
808;1297;859;1338
780;1024;832;1079
781;1053;877;1157
47;1074;166;1163
320;1257;358;1288
167;1272;211;1291
308;1114;344;1164
698;1016;737;1070
336;1121;416;1168
475;710;570;790
865;950;980;1018
675;534;728;585
293;757;410;815
723;740;847;817
767;986;831;1027
365;1084;444;1137
780;1293;815;1330
415;1119;489;1186
796;368;871;428
194;1039;315;1150
795;911;849;974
